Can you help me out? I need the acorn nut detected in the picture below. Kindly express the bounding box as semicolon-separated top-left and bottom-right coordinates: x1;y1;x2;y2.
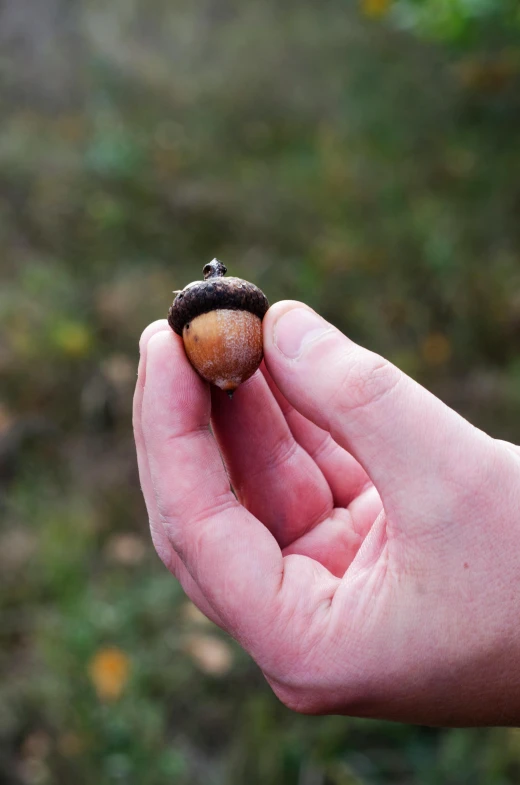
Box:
168;259;269;397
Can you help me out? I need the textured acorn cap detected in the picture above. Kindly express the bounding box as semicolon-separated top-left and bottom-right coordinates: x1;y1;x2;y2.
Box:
168;259;269;336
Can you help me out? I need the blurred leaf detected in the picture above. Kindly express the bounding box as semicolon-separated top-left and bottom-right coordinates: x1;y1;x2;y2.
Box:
57;732;86;758
360;0;393;18
104;534;147;566
89;647;131;701
49;320;93;359
421;332;453;366
181;600;215;627
183;634;234;676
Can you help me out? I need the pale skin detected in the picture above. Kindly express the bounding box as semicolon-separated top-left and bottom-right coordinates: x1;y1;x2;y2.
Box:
133;301;520;726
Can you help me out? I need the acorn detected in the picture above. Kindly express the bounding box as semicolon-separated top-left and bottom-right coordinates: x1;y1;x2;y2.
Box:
168;259;269;397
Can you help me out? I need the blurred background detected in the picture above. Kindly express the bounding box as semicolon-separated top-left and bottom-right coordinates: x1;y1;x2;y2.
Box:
1;0;520;782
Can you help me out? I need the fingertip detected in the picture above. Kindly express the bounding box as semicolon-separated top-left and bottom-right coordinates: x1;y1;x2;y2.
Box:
144;325;210;431
264;301;316;367
264;301;336;370
145;327;177;364
263;300;312;338
139;319;170;354
136;321;171;399
147;326;175;348
145;329;193;390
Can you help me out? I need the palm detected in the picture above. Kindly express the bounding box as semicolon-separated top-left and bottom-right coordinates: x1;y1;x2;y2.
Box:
211;364;383;578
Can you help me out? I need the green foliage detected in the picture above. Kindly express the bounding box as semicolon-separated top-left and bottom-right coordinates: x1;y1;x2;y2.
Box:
394;0;520;42
1;0;520;783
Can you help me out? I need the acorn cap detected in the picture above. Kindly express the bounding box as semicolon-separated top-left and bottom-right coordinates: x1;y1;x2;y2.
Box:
168;259;269;336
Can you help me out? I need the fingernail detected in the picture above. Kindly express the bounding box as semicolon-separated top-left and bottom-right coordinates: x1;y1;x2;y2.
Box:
274;308;330;359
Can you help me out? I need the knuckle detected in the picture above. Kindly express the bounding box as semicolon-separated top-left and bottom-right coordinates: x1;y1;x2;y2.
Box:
267;433;299;471
157;488;237;562
310;431;337;463
331;352;401;423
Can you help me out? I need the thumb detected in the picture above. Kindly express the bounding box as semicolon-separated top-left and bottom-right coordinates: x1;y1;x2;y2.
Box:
263;301;493;517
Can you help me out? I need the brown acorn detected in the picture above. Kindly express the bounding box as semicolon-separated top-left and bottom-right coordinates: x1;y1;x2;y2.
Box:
168;260;269;397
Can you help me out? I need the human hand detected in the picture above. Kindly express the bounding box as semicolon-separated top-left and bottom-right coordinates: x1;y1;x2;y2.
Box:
133;301;520;726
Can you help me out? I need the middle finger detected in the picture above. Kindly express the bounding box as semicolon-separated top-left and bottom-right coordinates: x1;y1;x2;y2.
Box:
211;370;333;549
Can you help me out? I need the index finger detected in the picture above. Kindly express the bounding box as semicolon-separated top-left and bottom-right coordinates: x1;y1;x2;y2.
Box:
141;329;285;641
